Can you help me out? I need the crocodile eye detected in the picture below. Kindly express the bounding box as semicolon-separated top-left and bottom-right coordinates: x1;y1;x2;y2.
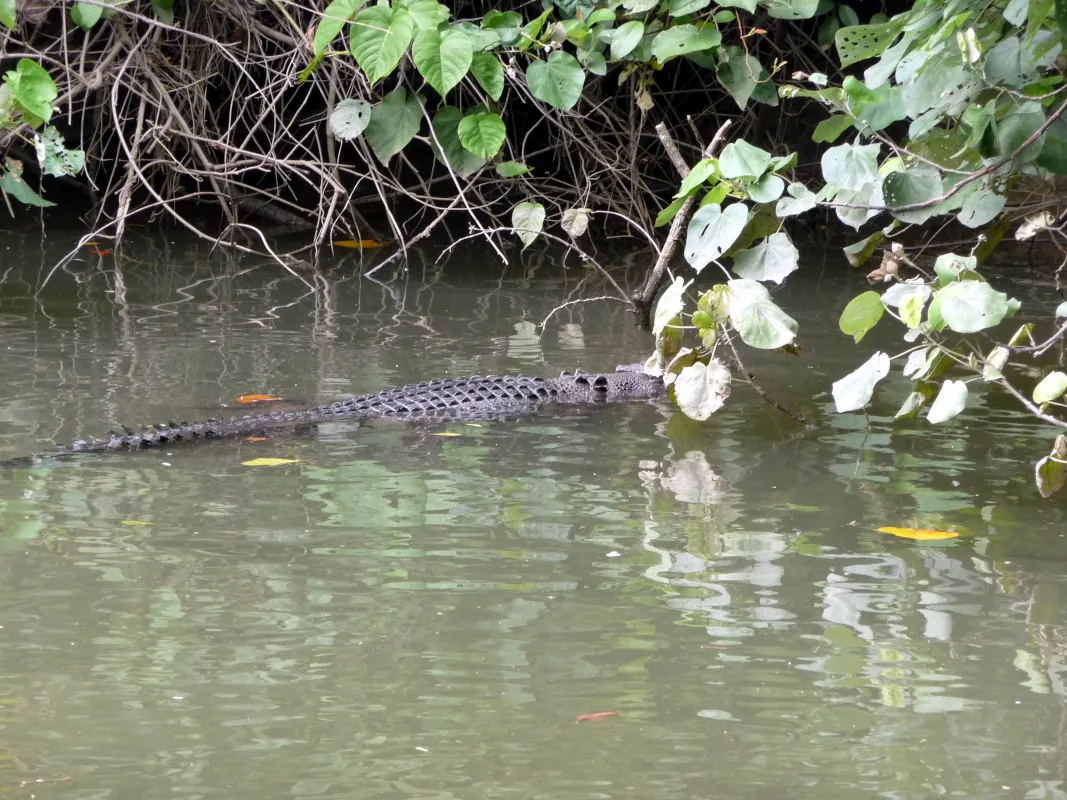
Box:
575;376;589;385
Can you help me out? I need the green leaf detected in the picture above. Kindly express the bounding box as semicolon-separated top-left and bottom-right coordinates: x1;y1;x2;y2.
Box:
684;203;749;273
518;8;551;51
577;48;607;76
611;20;645;60
882;165;943;225
747;174;785;203
761;0;819;19
457;110;506;158
927;380;968;424
776;182;817;217
933;252;976;284
406;0;448;30
727;278;799;349
985;36;1036;89
4;59;57;124
526;51;585;111
0;166;55;207
842;230;885;267
315;0;365;56
839;290;884;342
821;143;880;191
732;232;799;284
653;275;691;334
676;158;717;197
674;359;732;421
412;27;473;97
496;161;531;177
328;98;372;141
1036;434;1067;497
716;46;760;109
469;53;504;101
813;114;854;143
835;22;900;68
350;6;414;85
483;10;523;45
365;87;423;163
832;351;890;412
1005;0;1030;25
72;2;103;30
997;102;1046;163
670;0;713;13
1034;371;1067;404
0;0;14;29
150;0;174;23
35;127;84;177
431;106;486;176
655;195;688;227
719;141;772;180
899;291;925;328
957;186;1006;229
937;280;1010;333
651;24;722;63
720;0;757;11
512;201;545;248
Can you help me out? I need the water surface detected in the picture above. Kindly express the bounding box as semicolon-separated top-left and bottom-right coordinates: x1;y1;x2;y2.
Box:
0;236;1065;798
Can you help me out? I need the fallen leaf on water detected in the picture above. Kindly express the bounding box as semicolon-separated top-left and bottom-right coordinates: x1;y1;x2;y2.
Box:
576;711;619;722
236;394;284;404
246;436;267;442
333;239;388;249
431;432;462;437
242;457;302;467
878;526;959;541
121;520;153;526
92;249;113;256
84;241;101;246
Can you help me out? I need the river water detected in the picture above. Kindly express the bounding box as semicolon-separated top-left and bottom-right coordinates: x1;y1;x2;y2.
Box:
0;234;1065;798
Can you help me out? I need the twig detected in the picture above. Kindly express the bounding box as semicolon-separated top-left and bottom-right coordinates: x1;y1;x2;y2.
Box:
724;335;817;429
538;295;626;335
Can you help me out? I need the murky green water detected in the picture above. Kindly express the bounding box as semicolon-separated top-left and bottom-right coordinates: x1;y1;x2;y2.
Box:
1;236;1066;798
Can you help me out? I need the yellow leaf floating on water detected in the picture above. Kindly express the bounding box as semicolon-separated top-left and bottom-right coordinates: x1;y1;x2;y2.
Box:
236;394;284;405
242;457;302;467
431;432;462;437
121;520;153;526
333;239;388;249
878;526;959;540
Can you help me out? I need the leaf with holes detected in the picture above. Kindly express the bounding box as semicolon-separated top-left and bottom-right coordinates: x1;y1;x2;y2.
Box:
651;24;722;64
761;0;819;19
684;203;749;273
957;186;1006;228
457;110;505;158
732;233;798;284
365;87;423;163
937;280;1009;333
882;166;942;224
470;53;504;100
727;279;798;349
674;360;732;421
512;201;545;248
0;166;55;206
350;6;414;84
314;0;365;56
329;99;372;141
526;52;585;111
35;127;83;177
834;23;899;68
412;27;473;97
832;351;890;412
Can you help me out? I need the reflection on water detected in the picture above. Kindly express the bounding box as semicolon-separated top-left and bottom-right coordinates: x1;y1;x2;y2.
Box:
1;237;1066;798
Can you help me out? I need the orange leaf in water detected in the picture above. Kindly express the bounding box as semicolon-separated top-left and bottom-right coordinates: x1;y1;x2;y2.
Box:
235;394;284;404
84;241;101;246
246;436;267;442
576;711;619;723
878;527;959;541
91;249;113;256
333;239;388;249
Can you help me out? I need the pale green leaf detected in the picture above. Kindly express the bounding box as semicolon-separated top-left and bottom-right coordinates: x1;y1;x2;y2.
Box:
431;106;486;176
653;275;691;335
512;201;545;248
651;24;722;64
328;98;372;141
927;380;968;424
776;182;817;217
496;161;532;177
747;174;785;203
821;143;880;191
315;0;365;56
611;20;645;60
676;159;717;197
727;278;799;349
470;53;504;100
937;280;1009;333
674;359;732;421
684;203;749;273
732;232;799;284
832;351;890;411
526;51;585;110
1034;371;1067;404
719;140;773;179
957;186;1006;229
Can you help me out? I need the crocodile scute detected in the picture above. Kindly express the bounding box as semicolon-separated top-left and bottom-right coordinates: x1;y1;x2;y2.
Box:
54;365;663;455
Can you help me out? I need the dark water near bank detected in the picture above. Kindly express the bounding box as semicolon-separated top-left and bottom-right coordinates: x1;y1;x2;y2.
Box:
1;235;1066;798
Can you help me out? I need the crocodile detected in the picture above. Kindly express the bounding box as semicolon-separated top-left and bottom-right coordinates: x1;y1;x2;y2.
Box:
11;365;663;461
